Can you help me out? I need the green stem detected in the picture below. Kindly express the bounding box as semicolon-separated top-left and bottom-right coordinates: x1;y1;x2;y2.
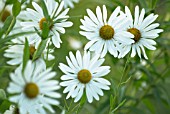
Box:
118;54;131;89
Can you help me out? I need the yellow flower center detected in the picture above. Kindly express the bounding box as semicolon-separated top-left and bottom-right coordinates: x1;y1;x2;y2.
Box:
29;45;36;60
1;9;11;22
24;83;39;99
39;17;53;30
39;18;47;30
99;25;114;40
127;28;141;42
77;69;92;84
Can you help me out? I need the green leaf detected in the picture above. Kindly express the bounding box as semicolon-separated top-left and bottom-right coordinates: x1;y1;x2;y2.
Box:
117;86;126;103
112;99;126;113
110;95;116;111
34;27;42;37
12;0;21;17
22;38;30;73
0;31;35;45
1;16;13;35
32;39;48;61
40;0;50;21
41;21;50;39
138;0;148;8
0;100;11;113
0;89;6;100
6;0;17;4
152;0;158;9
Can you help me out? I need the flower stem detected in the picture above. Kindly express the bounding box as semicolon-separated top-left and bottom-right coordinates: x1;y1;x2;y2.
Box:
118;54;131;88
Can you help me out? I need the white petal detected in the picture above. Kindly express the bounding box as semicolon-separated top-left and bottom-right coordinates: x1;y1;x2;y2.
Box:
93;78;111;85
86;85;93;103
108;6;120;25
96;6;104;25
131;45;136;57
86;9;99;25
103;5;107;24
134;6;139;27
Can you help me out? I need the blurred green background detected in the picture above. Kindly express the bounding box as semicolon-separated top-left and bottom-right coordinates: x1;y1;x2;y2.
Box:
0;0;170;114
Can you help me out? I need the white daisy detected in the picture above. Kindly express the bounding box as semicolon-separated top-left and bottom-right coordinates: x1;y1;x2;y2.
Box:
7;60;61;114
4;35;54;66
80;5;134;58
20;0;73;48
59;50;111;103
118;6;163;59
59;0;80;8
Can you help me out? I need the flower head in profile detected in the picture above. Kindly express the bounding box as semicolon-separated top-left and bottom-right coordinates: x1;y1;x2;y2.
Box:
59;51;111;103
21;0;73;48
7;61;61;114
60;0;80;8
118;6;163;59
80;5;134;58
4;35;54;66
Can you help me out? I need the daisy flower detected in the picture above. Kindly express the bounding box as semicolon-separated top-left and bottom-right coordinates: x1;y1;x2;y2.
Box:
59;50;111;103
7;60;61;114
20;0;73;48
4;35;54;66
118;6;163;59
80;5;134;58
59;0;80;8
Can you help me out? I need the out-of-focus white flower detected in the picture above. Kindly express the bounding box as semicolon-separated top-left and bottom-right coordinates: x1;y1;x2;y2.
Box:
80;5;134;58
20;0;73;48
59;51;111;103
118;6;163;59
4;35;54;66
68;37;83;50
7;61;61;114
0;0;12;28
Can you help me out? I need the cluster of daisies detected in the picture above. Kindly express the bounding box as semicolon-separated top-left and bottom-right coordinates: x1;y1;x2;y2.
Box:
0;0;163;113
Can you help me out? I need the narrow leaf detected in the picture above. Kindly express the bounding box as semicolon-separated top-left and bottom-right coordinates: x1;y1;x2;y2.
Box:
1;16;13;34
42;21;50;39
22;38;30;73
0;31;35;45
40;0;50;21
12;0;21;17
152;0;158;9
6;0;17;4
32;39;48;61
